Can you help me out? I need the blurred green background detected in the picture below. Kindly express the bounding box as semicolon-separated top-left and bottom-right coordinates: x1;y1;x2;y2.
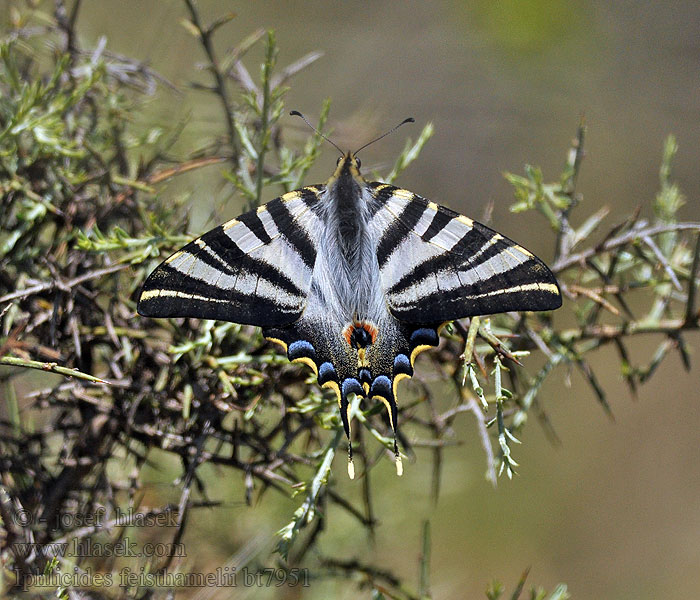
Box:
9;1;700;598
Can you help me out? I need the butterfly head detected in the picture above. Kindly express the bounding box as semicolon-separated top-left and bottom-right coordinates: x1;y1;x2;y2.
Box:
329;152;364;186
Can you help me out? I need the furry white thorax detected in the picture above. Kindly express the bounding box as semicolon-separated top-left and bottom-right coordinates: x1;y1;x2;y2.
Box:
311;179;387;326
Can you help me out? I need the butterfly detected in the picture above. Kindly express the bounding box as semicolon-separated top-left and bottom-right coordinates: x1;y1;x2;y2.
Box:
138;116;562;478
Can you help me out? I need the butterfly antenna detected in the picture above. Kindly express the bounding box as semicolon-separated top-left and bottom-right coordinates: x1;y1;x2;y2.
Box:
354;117;415;155
290;110;344;156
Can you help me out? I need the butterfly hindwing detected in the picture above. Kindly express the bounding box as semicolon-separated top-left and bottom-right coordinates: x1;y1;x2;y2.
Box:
264;314;441;463
370;185;562;323
138;188;322;327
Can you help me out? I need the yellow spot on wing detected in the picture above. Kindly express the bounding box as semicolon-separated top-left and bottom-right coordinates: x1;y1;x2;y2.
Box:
140;289;161;300
292;356;318;376
165;250;185;264
471;282;560;298
373;395;395;431
357;348;368;368
282;190;301;201
410;344;433;367
223;218;239;230
265;337;288;352
322;380;341;407
427;201;439;212
393;188;415;200
456;214;474;227
140;289;212;301
392;372;411;401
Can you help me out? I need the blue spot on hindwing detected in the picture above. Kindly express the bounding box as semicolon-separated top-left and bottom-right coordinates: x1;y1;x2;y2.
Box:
370;375;392;399
410;327;439;347
318;361;336;384
393;353;412;375
342;378;364;399
288;340;316;361
358;368;372;386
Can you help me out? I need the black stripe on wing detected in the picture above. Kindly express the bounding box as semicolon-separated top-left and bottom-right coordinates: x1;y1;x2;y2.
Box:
266;197;316;268
421;208;453;242
237;211;272;244
200;226;304;296
377;192;424;267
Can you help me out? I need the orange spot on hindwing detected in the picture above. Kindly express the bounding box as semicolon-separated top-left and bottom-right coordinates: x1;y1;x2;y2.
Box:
343;321;378;348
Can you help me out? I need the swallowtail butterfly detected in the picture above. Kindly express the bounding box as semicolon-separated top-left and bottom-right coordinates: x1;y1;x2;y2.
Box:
138;118;562;478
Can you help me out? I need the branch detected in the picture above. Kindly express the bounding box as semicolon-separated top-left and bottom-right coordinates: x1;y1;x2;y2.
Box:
0;355;111;385
685;233;700;325
0;263;127;304
558;317;699;345
183;0;239;161
552;222;700;273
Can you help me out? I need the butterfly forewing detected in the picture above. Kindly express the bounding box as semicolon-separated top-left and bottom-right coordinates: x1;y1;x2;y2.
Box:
370;187;561;322
138;189;321;327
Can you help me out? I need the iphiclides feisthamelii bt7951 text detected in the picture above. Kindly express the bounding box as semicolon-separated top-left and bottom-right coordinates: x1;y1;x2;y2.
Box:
138;113;562;478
